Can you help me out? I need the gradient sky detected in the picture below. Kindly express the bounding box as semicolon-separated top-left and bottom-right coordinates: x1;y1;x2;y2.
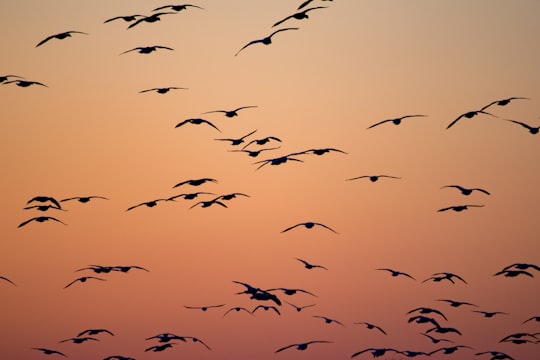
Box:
2;1;540;359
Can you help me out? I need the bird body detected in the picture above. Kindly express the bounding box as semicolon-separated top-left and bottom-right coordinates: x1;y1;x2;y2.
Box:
281;221;337;234
36;31;88;47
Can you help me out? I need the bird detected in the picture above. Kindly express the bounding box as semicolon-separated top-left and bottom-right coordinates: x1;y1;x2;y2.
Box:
253;154;304;170
267;287;317;297
76;265;114;273
408;315;441;328
126;198;172;211
36;31;88;47
437;299;478;308
355;322;387;335
0;276;16;286
298;0;333;10
422;272;467;284
313;315;345;326
146;333;186;343
77;329;114;337
145;343;177;352
502;262;540;272
189;199;227;209
233;281;282;305
428;345;473;356
26;196;62;208
437;204;484;212
351;347;400;358
522;315;540;324
494;269;534;278
367;114;427;129
296;258;328;270
175;118;220;132
184;304;225;311
23;204;64;211
441;185;490;195
281;221;337;233
140;86;188;94
446;109;496;129
168;192;216;201
275;340;331;353
64;276;106;289
475;351;515;360
153;4;204;12
285;301;316;312
104;14;144;23
252;305;281;315
504;119;540;134
59;337;99;344
0;74;23;83
32;348;67;357
297;147;348;156
120;46;174;55
3;80;47;87
178;336;212;350
203;106;257;118
426;325;463;336
59;196;109;203
472;310;509;318
272;6;328;27
346;175;401;182
103;356;135;360
18;216;66;228
223;306;252;317
480;97;529;111
127;12;176;29
235;28;299;56
173;178;218;188
420;333;454;344
214;129;257;145
407;307;448;320
229;147;281;157
499;332;539;342
112;265;149;273
243;136;282;149
214;193;250;201
376;268;415;280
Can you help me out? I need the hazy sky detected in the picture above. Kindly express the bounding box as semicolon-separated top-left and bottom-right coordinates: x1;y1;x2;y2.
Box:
2;1;540;359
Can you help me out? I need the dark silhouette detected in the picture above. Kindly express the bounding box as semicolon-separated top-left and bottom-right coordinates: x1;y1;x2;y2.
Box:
203;106;257;118
26;196;61;208
377;268;415;280
140;86;188;94
422;272;467;284
4;80;47;87
36;31;88;47
229;147;281;157
297;147;347;156
472;310;508;318
420;332;454;344
235;28;299;56
437;299;478;308
214;193;250;201
126;198;172;211
104;14;144;23
127;13;175;29
446;109;496;129
168;192;216;201
494;269;534;278
441;185;490;195
189;199;227;209
351;348;400;358
24;204;64;211
184;304;225;311
223;306;252;317
275;340;331;353
60;337;99;344
173;178;218;188
76;265;114;273
267;287;317;297
77;329;114;337
504;119;540;134
32;348;67;357
253;154;304;170
281;221;337;234
121;46;173;55
215;129;257;145
408;315;441;328
153;4;204;12
437;204;484;212
407;307;448;320
428;346;472;355
313;315;345;326
355;322;387;335
285;301;316;312
367;114;426;129
0;276;16;286
298;0;333;10
112;265;149;273
296;258;327;270
60;196;109;203
522;315;540;324
0;75;23;83
252;305;281;315
480;97;529;111
175;118;220;132
64;276;106;289
243;136;282;149
273;7;328;27
346;175;401;182
145;343;177;352
18;216;66;228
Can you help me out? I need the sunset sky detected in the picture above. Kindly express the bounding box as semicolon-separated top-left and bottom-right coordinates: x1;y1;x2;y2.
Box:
2;1;540;359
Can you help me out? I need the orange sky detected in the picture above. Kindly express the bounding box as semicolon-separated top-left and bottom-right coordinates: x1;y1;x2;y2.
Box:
1;1;540;359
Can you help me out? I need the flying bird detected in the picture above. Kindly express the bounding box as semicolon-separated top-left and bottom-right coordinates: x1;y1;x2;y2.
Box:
253;154;304;170
112;265;149;273
32;348;67;357
127;12;175;29
351;347;400;358
420;332;454;344
422;272;467;284
60;196;109;203
376;268;415;280
3;80;47;87
214;129;257;145
407;307;448;320
367;114;427;129
204;106;257;118
243;136;282;149
214;193;250;201
298;0;333;10
223;306;252;317
189;199;227;209
313;315;345;326
437;299;478;308
480;97;529;111
504;118;540;134
23;204;64;211
272;6;328;27
281;221;337;234
346;175;401;182
285;301;316;312
267;287;317;297
235;28;299;56
184;304;225;311
441;185;490;195
522;315;540;324
252;305;281;315
104;14;144;23
446;109;496;129
229;147;281;157
77;329;114;337
18;216;66;228
153;4;204;12
296;258;328;270
297;147;348;156
0;75;23;83
140;86;188;94
173;178;218;188
168;192;216;201
59;337;99;344
76;265;114;273
145;343;177;352
275;340;331;353
428;345;473;356
494;269;534;278
175;118;220;132
26;196;62;208
64;276;106;289
472;310;509;318
36;31;88;47
355;322;387;335
120;46;173;55
437;204;484;212
503;262;540;272
126;198;172;211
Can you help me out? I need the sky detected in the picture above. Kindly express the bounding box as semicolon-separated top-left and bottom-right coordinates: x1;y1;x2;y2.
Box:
1;1;540;359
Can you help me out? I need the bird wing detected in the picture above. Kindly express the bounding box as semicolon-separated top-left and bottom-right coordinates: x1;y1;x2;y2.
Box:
316;223;338;233
269;27;300;38
36;34;56;47
281;223;301;232
275;343;296;353
272;14;294;27
446;114;466;129
234;39;263;56
297;0;314;9
367;119;391;129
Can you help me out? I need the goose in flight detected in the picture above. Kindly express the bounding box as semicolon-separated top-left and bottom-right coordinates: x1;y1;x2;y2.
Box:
3;79;47;87
426;325;463;336
32;348;67;357
252;305;281;315
377;268;415;280
494;269;534;278
313;315;345;326
267;287;317;297
428;345;473;356
140;86;188;94
146;333;185;343
121;45;173;55
297;147;348;156
437;204;484;212
475;351;515;360
275;340;332;353
420;333;454;344
281;221;337;234
175;118;220;132
229;147;281;157
23;204;64;211
346;175;401;182
189;199;227;209
422;272;467;284
60;196;109;203
112;265;149;273
103;357;135;360
153;4;204;12
504;119;540;134
0;74;23;83
407;307;448;321
203;106;257;118
215;129;257;145
243;136;282;149
26;196;62;208
472;310;509;318
437;299;478;308
59;337;99;344
296;258;327;270
446;109;496;129
214;193;250;201
499;332;539;342
355;322;387;335
173;178;217;188
145;343;177;352
36;31;88;47
441;185;490;195
76;265;114;273
18;216;66;228
104;14;144;23
408;315;441;328
480;97;529;111
272;6;328;27
367;114;427;129
253;154;304;170
223;306;252;317
502;262;540;272
298;0;333;10
64;276;106;289
522;315;540;324
0;276;16;286
351;347;400;358
77;329;114;337
126;198;172;211
285;301;316;312
168;192;216;201
184;304;225;311
235;28;299;56
127;12;175;29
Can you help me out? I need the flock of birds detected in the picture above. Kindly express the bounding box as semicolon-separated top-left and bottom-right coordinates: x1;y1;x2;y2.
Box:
2;1;539;359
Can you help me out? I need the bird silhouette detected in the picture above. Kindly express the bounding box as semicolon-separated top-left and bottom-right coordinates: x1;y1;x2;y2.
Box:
426;325;463;336
494;269;534;278
408;315;441;328
298;0;333;10
252;305;281;315
275;340;331;353
32;348;67;357
104;14;144;23
407;307;448;320
145;343;177;352
0;74;23;83
367;114;427;129
140;86;188;94
175;118;220;132
522;315;540;324
0;276;16;286
441;185;490;195
59;337;99;344
346;175;401;182
64;276;106;289
235;28;299;56
214;193;250;201
189;199;227;209
229;147;281;157
475;351;515;360
184;304;225;311
215;129;257;145
26;196;62;208
297;147;348;156
351;347;400;358
76;265;114;273
223;306;252;317
437;299;478;308
296;258;328;270
103;356;135;360
504;119;540;134
420;332;454;344
243;136;282;149
112;265;149;273
272;7;328;27
446;109;496;129
77;329;114;337
23;204;64;211
355;322;387;335
437;204;484;212
18;216;66;228
168;192;216;201
146;333;186;343
480;97;529;111
285;301;316;312
126;198;172;211
153;4;204;11
127;12;175;29
267;287;317;297
502;262;540;272
4;80;47;87
36;31;88;47
472;310;509;318
313;315;345;326
422;272;467;284
253;154;304;170
499;332;539;342
203;106;257;117
377;268;415;280
173;178;218;188
121;46;174;55
428;345;473;355
60;196;109;203
281;221;337;234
